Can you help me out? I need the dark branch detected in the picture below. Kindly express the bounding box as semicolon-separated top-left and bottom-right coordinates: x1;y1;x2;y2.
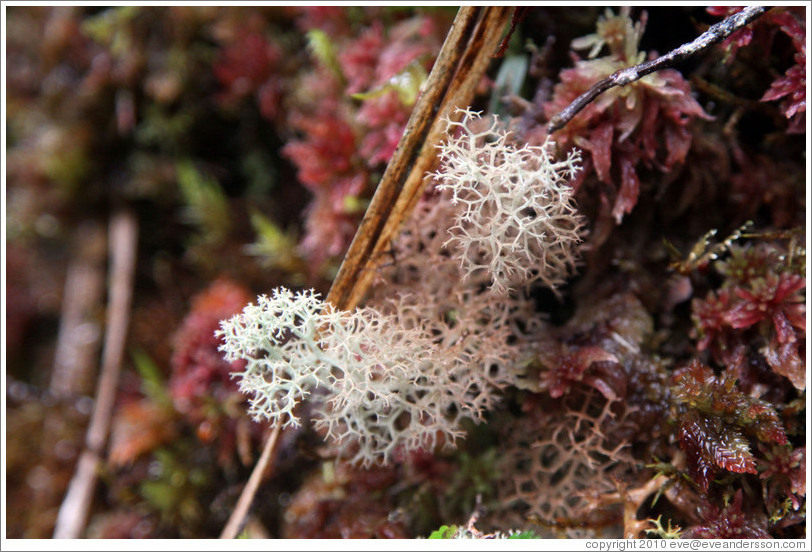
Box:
494;7;529;58
547;6;768;133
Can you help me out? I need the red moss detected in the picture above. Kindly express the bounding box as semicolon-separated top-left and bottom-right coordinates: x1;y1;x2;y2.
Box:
674;361;787;444
357;91;411;166
706;6;757;61
547;346;623;401
290;5;351;36
716;244;782;287
169;278;259;465
725;274;805;343
708;7;807;133
282;111;360;192
683;489;771;538
673;360;788;492
170;279;250;411
692;288;737;363
282;462;409;538
761;341;805;392
759;444;806;512
678;410;756;493
691;241;806;389
277;12;448;271
338;21;386;94
543;9;711;226
214;32;281;106
108;399;177;467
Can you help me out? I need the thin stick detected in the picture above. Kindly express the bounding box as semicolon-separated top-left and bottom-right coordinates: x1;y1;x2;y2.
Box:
52;209;138;539
29;222;106;534
219;423;283;539
547;6;768;133
49;220;107;398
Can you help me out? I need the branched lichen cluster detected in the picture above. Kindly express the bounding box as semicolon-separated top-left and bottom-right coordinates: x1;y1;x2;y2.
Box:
434;109;585;294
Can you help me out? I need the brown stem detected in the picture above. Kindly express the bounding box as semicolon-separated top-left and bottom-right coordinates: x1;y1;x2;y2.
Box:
219;423;283;539
547;6;768;133
49;221;107;398
52;209;139;539
29;221;107;535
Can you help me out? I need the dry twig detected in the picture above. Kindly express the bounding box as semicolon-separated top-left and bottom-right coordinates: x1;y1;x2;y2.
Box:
49;221;107;398
547;6;768;133
219;424;282;539
52;209;139;539
29;222;106;534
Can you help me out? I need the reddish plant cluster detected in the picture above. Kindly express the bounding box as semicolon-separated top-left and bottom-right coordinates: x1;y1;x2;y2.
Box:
214;32;284;119
691;243;806;390
708;6;806;133
682;489;771;539
169;278;261;465
671;234;806;534
502;291;680;534
213;9;450;272
759;443;806;518
546;346;622;401
672;360;788;493
281;111;367;266
281;463;409;538
530;293;653;403
283;13;447;269
541;8;711;229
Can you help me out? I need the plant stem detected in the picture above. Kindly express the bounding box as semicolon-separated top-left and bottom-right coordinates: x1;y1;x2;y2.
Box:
49;221;107;398
30;221;106;534
219;423;282;539
52;208;139;538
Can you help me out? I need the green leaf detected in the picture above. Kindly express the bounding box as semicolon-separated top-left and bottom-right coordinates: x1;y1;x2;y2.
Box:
508;530;540;539
244;210;306;279
489;54;528;115
351;60;427;106
428;525;458;539
139;480;175;512
307;29;343;82
130;348;171;407
342;195;369;214
176;159;230;245
81;6;140;53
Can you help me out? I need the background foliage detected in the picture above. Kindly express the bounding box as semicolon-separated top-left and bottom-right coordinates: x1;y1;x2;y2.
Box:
5;5;806;539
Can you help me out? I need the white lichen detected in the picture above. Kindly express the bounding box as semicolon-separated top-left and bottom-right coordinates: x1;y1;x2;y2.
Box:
433;108;586;295
218;287;483;467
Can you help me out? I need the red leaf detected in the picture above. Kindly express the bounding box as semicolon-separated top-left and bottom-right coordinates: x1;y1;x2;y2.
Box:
588;123;614;184
679;412;757;493
548;346;620;399
612;158;640;224
664;124;692;168
762;341;806;392
789;447;806;498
